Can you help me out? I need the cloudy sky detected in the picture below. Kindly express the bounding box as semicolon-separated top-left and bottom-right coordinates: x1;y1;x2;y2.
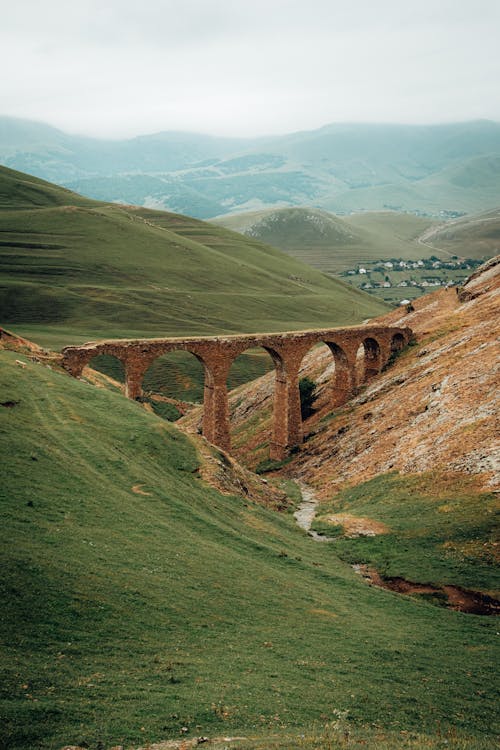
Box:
1;0;499;138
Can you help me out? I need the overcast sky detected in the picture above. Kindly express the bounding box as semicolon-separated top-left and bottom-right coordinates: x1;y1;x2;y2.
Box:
1;0;499;139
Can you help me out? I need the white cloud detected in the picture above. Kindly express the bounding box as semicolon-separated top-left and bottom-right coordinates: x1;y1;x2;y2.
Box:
1;0;499;137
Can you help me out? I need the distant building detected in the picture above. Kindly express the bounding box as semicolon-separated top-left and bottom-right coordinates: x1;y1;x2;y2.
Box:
358;267;367;274
384;262;394;269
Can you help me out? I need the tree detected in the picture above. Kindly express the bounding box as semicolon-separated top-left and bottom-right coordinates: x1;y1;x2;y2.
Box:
299;376;317;419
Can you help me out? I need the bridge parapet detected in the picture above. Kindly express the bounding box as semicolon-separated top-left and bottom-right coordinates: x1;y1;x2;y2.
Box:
62;324;413;458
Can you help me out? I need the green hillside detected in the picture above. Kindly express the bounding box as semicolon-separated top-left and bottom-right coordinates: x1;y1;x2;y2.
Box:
0;165;97;210
419;206;500;259
214;207;437;273
0;166;387;353
1;350;498;750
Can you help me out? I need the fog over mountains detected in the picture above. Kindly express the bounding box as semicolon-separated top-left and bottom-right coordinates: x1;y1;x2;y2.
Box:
1;116;500;218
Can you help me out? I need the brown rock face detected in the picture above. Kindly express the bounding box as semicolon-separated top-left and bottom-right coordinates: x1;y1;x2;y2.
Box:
188;257;499;495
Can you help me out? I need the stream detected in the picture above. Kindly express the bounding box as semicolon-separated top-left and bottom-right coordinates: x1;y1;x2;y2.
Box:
292;482;499;615
293;482;337;542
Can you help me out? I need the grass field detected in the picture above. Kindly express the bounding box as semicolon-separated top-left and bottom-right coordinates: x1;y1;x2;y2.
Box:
311;473;499;595
213;208;438;275
421;207;500;260
1;350;499;749
0;166;387;351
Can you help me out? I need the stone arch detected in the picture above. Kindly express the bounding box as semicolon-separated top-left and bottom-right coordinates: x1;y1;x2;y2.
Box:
142;348;207;404
325;341;354;407
227;345;285;461
391;332;406;353
85;352;126;388
294;340;356;422
356;336;382;385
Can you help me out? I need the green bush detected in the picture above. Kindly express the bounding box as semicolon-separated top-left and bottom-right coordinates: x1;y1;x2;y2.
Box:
299;376;317;419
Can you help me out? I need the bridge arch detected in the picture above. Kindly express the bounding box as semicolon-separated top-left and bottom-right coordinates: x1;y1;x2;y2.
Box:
227;344;290;460
356;336;382;385
142;349;207;405
391;332;406;353
294;340;355;422
85;353;126;390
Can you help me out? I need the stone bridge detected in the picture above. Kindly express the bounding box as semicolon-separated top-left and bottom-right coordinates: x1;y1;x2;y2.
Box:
61;325;413;459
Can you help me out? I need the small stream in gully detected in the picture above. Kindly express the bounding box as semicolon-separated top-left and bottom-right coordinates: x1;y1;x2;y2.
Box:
293;482;500;616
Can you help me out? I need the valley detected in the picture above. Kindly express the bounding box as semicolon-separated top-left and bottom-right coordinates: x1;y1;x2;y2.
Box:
0;165;499;750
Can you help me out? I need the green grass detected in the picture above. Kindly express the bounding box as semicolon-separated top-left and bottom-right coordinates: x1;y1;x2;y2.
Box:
422;206;500;260
1;351;499;749
213;207;438;274
311;473;500;594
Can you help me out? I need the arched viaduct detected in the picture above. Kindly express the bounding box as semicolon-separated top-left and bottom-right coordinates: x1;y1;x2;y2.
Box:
61;325;413;460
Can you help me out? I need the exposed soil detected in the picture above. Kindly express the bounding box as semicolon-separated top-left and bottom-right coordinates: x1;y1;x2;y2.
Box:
353;564;500;616
188;434;289;511
131;484;152;496
324;513;389;537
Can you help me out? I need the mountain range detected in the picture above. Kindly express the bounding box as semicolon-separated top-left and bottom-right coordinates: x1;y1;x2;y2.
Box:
1;117;500;218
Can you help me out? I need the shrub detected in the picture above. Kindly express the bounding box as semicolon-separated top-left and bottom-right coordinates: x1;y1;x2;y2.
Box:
299;376;317;419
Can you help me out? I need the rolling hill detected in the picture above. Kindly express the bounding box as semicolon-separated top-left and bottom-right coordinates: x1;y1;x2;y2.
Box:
418;206;500;259
213;207;437;273
0;165;387;351
2;117;500;218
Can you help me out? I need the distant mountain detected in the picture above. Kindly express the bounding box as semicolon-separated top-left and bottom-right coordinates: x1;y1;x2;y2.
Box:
1;117;500;218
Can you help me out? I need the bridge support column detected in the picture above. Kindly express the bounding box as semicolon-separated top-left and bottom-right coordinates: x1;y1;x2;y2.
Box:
202;363;231;453
360;338;382;384
379;338;395;370
124;359;145;400
270;361;302;461
325;343;358;407
332;358;357;406
62;355;86;379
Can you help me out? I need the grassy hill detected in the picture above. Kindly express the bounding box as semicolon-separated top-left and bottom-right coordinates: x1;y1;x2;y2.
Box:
0;165;387;348
214;207;437;274
419;206;500;259
1;348;498;750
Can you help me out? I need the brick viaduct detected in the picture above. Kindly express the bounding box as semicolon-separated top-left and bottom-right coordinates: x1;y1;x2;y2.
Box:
61;325;413;459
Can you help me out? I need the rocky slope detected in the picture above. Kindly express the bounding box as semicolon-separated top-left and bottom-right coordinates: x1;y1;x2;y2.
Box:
180;258;499;496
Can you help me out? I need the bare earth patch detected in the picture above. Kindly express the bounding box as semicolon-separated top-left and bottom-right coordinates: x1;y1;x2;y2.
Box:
131;484;152;496
324;513;389;537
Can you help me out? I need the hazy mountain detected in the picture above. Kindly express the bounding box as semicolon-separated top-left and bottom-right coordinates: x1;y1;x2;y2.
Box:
1;117;500;217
